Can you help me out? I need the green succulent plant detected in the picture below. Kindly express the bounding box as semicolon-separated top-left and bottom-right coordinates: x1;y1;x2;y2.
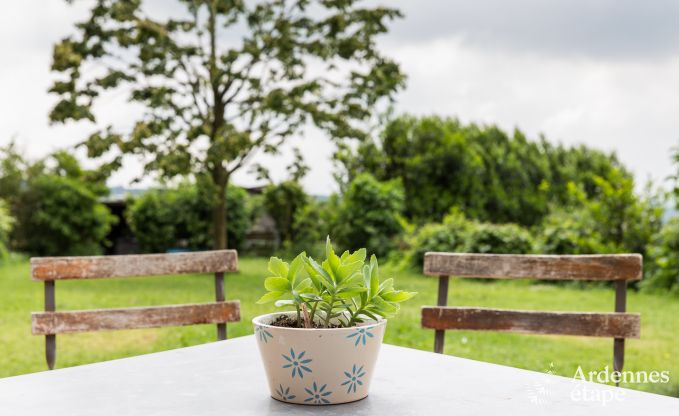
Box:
257;237;416;328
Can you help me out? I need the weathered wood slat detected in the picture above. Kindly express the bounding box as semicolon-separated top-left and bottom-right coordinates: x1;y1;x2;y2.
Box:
31;250;238;281
423;253;642;281
32;302;240;335
421;307;640;338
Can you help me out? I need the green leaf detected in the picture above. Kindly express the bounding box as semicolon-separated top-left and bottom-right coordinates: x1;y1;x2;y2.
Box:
256;291;285;304
325;236;341;277
378;277;393;294
274;299;296;307
370;255;379;298
345;248;367;264
288;252;306;287
264;276;290;291
372;295;398;315
303;261;323;291
381;290;417;303
294;277;313;291
300;293;323;302
337;287;367;299
268;257;289;278
337;260;363;282
362;264;372;298
321;259;337;282
307;257;335;289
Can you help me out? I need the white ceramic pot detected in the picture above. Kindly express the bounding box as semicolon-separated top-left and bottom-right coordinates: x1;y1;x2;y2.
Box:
253;312;387;405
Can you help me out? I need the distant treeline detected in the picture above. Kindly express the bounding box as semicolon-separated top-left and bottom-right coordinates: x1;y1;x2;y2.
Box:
0;115;677;293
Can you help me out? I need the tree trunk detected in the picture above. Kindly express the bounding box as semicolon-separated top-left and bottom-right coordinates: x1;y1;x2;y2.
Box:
207;0;227;251
213;177;228;250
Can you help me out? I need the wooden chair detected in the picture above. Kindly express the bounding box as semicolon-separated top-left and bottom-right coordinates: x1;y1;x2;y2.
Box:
421;253;642;375
30;250;239;370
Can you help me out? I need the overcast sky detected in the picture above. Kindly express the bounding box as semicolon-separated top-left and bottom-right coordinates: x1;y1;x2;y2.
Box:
1;0;678;194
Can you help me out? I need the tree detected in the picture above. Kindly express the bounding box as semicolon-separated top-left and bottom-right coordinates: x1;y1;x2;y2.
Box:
50;0;405;249
335;115;631;226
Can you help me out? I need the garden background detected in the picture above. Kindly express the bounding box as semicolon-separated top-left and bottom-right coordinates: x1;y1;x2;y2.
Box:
1;0;678;399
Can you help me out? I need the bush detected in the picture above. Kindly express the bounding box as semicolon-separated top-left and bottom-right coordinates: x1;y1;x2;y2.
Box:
464;222;534;254
406;211;534;266
126;190;176;252
127;183;250;253
13;175;116;256
406;211;470;266
0;199;13;259
644;218;679;294
535;209;613;255
262;181;310;244
332;173;405;257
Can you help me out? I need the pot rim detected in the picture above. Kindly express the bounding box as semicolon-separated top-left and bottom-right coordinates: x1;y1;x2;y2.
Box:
252;311;386;332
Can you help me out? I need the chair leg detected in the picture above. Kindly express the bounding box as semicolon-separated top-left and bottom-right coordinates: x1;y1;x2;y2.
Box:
434;275;450;354
44;280;56;369
613;338;624;386
434;330;445;354
613;280;627;386
215;272;227;341
46;334;56;370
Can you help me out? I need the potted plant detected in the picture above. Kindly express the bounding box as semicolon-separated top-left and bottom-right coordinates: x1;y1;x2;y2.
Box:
253;237;416;405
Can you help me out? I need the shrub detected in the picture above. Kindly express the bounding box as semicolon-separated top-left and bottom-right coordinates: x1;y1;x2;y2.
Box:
13;175;116;256
126;190;176;253
644;218;679;294
282;200;327;256
406;211;470;267
127;183;250;252
0;199;13;259
332;173;405;257
262;181;311;244
535;209;613;255
464;222;534;254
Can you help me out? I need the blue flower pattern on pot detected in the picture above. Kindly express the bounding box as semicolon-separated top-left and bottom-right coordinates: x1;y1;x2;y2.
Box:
255;326;273;343
341;364;366;393
346;326;375;346
282;348;312;378
304;382;332;404
275;384;296;401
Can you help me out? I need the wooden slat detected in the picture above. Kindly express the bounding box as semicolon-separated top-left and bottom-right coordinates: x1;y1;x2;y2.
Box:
31;250;238;281
421;307;640;338
32;302;240;335
423;253;642;281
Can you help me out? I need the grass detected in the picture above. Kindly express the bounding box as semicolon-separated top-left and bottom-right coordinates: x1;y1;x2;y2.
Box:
0;256;677;397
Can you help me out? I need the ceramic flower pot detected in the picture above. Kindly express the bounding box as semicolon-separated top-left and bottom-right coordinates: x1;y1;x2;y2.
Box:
253;312;387;405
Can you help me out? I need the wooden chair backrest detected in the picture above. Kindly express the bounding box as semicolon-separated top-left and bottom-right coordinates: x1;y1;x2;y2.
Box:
420;253;642;377
30;250;239;369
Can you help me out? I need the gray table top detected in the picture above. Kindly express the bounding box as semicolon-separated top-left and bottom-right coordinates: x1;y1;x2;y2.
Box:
0;335;676;415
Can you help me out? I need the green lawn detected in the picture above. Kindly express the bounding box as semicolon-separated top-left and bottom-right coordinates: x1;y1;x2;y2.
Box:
1;256;677;397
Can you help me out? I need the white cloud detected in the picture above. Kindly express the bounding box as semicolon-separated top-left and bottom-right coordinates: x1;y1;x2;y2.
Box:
0;1;677;196
383;37;679;186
